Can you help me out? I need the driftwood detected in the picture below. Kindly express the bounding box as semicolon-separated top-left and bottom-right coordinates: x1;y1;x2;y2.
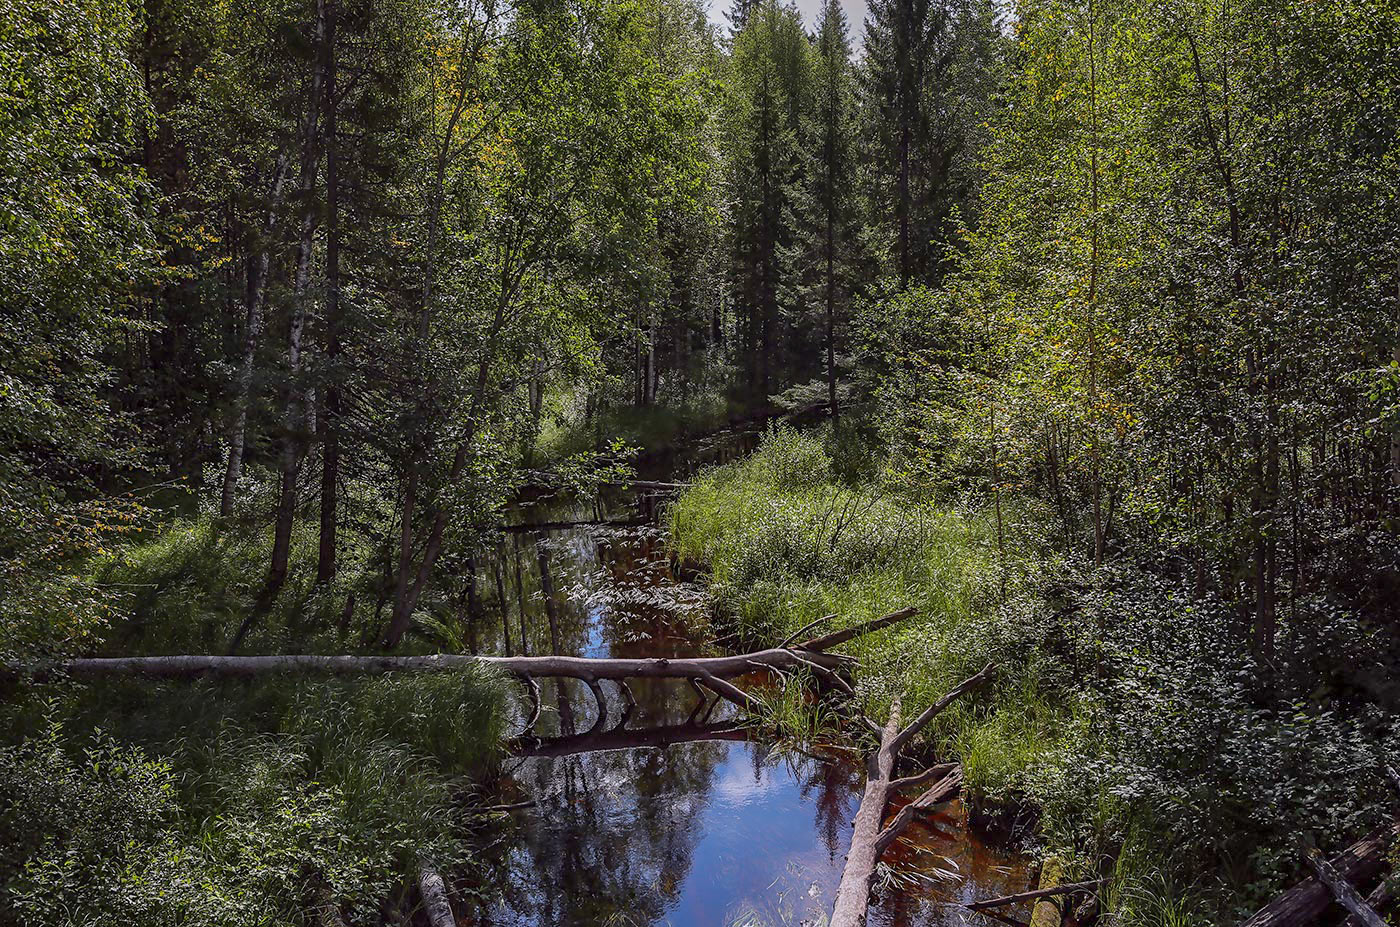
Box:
830;662;995;927
1305;849;1387;927
416;866;455;927
967;880;1104;912
1241;825;1399;927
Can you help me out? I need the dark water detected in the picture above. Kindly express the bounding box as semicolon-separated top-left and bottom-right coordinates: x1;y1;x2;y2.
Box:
468;448;1028;927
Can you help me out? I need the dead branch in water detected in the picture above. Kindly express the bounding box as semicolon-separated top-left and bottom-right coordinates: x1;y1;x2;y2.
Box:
966;880;1104;912
829;662;995;927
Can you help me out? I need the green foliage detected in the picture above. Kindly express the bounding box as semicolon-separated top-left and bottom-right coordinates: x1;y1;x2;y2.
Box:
1;665;508;926
0;0;155;661
671;427;1398;924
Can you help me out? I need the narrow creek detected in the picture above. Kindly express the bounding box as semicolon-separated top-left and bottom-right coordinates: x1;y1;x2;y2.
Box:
469;440;1029;926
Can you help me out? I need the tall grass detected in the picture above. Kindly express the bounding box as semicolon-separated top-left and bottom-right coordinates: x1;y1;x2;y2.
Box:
670;427;1075;779
667;427;1215;924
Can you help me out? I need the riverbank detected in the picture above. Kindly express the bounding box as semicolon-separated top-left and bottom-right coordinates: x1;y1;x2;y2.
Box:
668;427;1395;927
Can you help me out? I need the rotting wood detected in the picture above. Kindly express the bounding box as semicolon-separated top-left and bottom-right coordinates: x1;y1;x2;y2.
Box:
416;866;455;927
966;880;1104;912
1029;858;1066;927
1240;825;1399;927
1342;880;1395;927
829;662;995;927
1305;848;1387;927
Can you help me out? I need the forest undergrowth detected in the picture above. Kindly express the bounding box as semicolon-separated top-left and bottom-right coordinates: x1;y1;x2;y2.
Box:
669;427;1399;927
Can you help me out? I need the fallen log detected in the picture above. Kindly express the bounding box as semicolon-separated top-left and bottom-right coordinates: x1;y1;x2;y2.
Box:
1241;825;1399;927
1029;858;1067;927
967;880;1104;912
9;608;917;686
8;607;924;735
1342;880;1395;927
416;866;455;927
830;662;995;927
1306;849;1387;927
7;648;845;683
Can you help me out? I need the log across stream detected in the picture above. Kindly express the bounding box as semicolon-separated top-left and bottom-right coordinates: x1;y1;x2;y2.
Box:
13;459;1036;925
468;481;1032;926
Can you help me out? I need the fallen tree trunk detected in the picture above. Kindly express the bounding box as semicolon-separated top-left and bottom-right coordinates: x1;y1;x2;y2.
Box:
9;647;846;683
1306;849;1387;927
1342;880;1395;927
8;607;924;732
830;662;995;927
1240;825;1399;927
416;866;455;927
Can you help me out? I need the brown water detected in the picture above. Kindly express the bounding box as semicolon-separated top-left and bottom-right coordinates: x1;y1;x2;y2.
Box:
469;471;1029;927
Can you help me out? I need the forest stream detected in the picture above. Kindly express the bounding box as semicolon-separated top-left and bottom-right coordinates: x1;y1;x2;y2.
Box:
468;437;1029;927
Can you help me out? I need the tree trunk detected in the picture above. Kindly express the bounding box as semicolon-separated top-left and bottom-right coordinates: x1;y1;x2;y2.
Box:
831;663;994;927
263;0;329;606
316;0;341;586
1305;848;1387;927
417;866;455;927
221;154;291;517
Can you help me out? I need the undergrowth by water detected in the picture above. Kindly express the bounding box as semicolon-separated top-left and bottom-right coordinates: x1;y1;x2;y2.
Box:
669;426;1398;927
1;513;512;926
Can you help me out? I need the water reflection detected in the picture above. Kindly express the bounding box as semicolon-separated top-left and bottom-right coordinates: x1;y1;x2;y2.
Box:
469;485;1026;927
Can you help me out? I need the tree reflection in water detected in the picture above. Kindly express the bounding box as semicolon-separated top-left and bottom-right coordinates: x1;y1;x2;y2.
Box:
471;510;1023;927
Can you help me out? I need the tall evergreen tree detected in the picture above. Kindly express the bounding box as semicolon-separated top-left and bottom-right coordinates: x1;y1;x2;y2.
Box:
786;0;860;419
723;0;809;404
861;0;998;288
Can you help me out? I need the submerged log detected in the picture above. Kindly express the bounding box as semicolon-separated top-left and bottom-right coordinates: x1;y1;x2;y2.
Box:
1240;825;1399;927
830;662;995;927
514;720;749;758
966;880;1103;912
